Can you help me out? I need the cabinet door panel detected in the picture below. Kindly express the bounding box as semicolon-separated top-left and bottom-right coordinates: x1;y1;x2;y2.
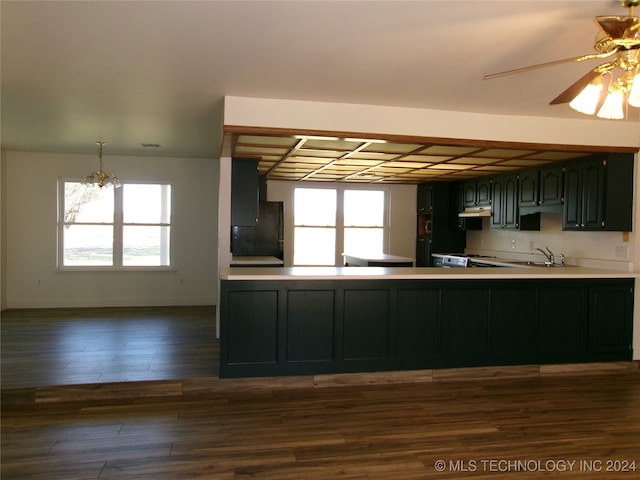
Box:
588;285;632;355
582;161;605;229
397;289;440;358
287;290;335;362
476;179;492;206
463;181;477;207
231;159;259;226
489;288;536;359
490;180;503;229
518;170;538;208
442;288;489;359
539;167;563;206
538;286;584;360
343;290;389;360
227;290;278;365
503;175;518;228
562;165;582;230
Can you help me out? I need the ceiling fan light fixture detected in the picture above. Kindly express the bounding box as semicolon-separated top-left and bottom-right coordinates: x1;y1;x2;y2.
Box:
628;71;640;107
569;77;604;114
597;88;626;119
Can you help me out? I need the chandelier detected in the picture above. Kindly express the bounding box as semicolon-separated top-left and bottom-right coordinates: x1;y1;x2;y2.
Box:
84;141;121;188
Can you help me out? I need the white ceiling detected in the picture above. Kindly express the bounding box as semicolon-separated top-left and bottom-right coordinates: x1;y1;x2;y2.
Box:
2;0;639;159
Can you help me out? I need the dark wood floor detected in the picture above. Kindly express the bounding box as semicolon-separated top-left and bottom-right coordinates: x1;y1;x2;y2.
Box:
2;372;639;479
2;306;639;478
1;306;218;388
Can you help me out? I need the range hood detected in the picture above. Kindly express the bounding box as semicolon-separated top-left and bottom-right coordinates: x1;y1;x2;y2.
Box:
458;207;491;218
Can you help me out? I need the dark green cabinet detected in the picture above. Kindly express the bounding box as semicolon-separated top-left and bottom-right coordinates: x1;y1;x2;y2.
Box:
416;183;465;266
287;290;335;362
220;278;634;377
517;169;539;209
343;289;390;360
416;236;431;267
225;290;278;365
462;178;491;208
537;285;585;362
539;164;564;207
488;287;537;362
442;288;489;361
451;182;482;231
563;153;633;231
396;289;440;360
588;283;633;356
231;158;259;226
518;165;564;212
490;173;519;229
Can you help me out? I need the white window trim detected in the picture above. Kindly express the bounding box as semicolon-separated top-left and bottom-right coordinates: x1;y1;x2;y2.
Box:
57;178;175;271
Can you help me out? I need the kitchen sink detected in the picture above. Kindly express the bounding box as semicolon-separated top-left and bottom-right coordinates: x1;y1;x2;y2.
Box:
507;261;563;268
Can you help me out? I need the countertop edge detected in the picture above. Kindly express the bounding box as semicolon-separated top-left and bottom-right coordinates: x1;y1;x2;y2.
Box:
220;266;639;281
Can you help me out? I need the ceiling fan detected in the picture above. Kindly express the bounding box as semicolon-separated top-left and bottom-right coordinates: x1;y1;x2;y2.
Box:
484;0;640;119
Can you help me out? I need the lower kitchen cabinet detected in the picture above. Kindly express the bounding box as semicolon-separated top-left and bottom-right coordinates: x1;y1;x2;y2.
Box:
225;290;278;365
537;284;585;362
588;283;634;357
488;287;537;362
396;289;440;360
219;278;634;377
442;287;489;361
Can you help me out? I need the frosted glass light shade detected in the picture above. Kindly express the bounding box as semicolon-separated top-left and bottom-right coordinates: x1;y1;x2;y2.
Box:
597;90;625;119
629;73;640;108
569;80;603;115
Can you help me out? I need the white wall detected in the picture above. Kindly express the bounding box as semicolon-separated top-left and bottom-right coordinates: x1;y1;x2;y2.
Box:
266;180;416;266
3;151;218;308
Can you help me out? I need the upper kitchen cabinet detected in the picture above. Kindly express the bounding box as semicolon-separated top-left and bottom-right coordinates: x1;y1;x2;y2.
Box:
490;173;519;230
562;153;634;231
462;178;491;208
451;182;482;231
518;164;564;215
231;158;259;226
539;164;564;208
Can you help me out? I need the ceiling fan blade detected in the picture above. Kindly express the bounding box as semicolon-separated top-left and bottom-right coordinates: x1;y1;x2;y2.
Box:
483;50;617;80
549;68;603;105
595;15;639;40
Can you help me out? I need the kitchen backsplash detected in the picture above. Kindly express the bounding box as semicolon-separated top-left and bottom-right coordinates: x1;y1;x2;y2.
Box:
466;213;635;270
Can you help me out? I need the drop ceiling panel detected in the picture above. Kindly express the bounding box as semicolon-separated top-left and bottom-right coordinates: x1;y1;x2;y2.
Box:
227;130;619;184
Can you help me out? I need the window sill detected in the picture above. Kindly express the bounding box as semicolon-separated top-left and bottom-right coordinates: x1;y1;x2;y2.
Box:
56;266;177;273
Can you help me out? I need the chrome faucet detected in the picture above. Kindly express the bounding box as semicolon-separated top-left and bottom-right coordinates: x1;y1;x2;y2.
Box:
535;246;555;265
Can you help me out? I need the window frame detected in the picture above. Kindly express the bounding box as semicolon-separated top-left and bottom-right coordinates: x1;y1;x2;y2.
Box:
292;184;389;266
57;178;175;271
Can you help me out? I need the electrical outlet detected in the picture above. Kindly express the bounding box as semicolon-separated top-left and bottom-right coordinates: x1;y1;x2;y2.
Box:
615;246;629;259
529;241;534;252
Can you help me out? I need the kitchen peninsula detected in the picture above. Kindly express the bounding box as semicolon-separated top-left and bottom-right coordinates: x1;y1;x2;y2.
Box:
219;265;635;378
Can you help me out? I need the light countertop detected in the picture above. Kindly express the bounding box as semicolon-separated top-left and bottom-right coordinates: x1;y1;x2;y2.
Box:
342;253;415;262
230;256;284;266
221;266;638;281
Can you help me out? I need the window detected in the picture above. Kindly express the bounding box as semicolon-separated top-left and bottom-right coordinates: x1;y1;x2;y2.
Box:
59;181;172;268
293;186;386;266
293;188;337;266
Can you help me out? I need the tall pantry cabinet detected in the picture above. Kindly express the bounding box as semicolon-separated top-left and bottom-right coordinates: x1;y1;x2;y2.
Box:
416;182;466;266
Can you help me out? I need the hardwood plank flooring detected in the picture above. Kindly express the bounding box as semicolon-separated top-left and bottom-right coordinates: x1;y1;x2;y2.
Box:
1;306;218;388
2;372;639;479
